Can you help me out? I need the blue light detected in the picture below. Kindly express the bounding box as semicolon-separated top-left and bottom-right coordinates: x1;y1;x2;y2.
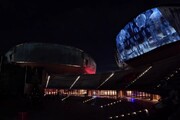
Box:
130;98;135;103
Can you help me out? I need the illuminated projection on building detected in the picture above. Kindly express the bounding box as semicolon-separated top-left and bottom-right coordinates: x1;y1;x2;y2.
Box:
116;8;180;64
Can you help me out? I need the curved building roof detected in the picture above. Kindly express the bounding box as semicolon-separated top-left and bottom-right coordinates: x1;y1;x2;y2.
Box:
5;43;96;74
116;7;180;68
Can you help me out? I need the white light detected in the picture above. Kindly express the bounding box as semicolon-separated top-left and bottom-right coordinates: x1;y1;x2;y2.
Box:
61;95;70;101
45;75;51;88
109;117;113;119
69;76;81;89
144;109;149;115
121;114;124;117
125;66;152;88
97;72;114;89
100;106;103;108
93;96;97;98
127;113;130;115
132;112;136;115
170;74;174;77
83;97;95;103
115;116;119;118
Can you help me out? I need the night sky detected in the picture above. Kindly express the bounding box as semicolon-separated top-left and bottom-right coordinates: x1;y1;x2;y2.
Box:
0;1;180;73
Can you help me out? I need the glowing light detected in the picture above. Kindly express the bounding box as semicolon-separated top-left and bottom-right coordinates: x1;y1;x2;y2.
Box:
84;67;96;74
97;72;114;89
132;112;136;115
157;84;161;87
144;109;149;115
45;75;50;88
125;66;152;88
83;97;96;103
126;91;132;96
61;95;70;101
69;76;80;89
92;96;97;98
130;98;135;103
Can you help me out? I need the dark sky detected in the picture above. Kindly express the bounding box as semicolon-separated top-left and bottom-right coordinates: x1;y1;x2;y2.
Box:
0;1;180;73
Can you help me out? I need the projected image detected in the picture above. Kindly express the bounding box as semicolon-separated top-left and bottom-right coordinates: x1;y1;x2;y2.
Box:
116;8;180;62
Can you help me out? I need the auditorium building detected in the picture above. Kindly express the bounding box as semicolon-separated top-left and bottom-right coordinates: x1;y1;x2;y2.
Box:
1;6;180;120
